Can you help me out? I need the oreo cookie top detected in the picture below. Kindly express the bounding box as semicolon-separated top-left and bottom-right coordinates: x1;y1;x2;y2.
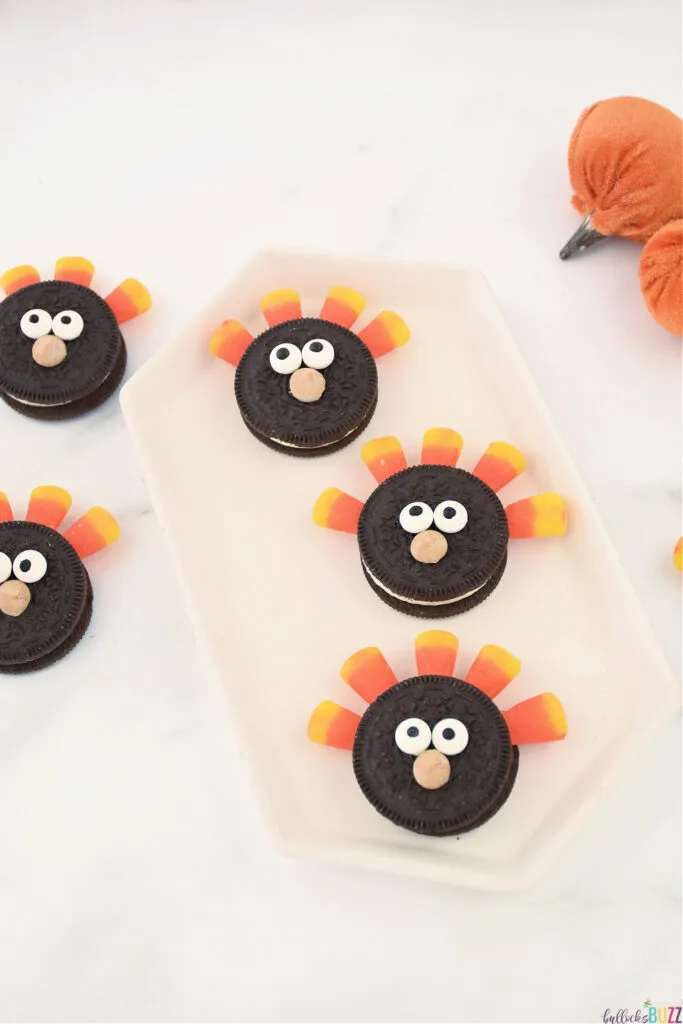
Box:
234;317;377;448
352;674;515;836
357;465;509;604
0;281;123;407
0;521;89;668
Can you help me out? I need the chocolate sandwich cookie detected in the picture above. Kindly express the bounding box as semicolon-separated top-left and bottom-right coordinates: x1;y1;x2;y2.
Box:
314;428;568;618
0;258;151;420
359;465;509;617
236;318;378;454
353;676;518;835
209;286;409;456
309;631;567;838
0;487;120;673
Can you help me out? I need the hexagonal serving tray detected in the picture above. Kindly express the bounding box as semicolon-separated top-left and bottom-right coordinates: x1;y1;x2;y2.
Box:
121;248;678;889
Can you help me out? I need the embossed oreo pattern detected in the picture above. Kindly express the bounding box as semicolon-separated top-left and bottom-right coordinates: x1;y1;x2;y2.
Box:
352;675;516;836
0;281;124;406
234;317;378;449
358;465;509;602
0;521;89;668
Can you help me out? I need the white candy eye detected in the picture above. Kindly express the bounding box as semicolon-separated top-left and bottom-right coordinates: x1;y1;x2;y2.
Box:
52;310;84;341
432;718;469;755
433;500;468;534
0;552;12;583
20;309;52;339
395;717;431;755
399;502;434;534
13;550;47;584
269;343;302;375
302;338;335;370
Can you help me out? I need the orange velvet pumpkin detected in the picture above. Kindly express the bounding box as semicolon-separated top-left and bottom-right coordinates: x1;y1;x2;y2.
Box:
639;220;683;336
568;97;682;242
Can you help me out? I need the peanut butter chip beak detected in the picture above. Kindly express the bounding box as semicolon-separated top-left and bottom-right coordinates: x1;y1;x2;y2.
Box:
413;749;451;789
289;367;326;403
0;579;31;617
410;529;448;564
32;335;67;368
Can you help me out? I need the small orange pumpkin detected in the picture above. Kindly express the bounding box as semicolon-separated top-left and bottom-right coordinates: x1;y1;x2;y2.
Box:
639;219;683;336
561;97;682;259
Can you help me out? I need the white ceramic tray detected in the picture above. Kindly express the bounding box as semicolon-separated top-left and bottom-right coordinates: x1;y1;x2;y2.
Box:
121;248;678;890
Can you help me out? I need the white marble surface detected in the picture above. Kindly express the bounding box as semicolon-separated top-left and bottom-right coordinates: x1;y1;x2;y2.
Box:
0;1;680;1021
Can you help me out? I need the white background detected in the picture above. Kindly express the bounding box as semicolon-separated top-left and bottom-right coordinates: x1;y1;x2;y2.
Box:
0;1;680;1022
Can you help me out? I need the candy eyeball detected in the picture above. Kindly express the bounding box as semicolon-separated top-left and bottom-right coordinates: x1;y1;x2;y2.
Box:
20;309;52;339
0;552;12;583
302;338;335;370
12;550;47;583
431;717;469;755
52;310;84;341
269;343;302;375
433;500;468;534
399;501;434;534
394;717;431;755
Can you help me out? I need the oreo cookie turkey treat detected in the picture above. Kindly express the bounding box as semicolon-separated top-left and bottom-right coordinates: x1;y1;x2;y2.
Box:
0;257;151;419
314;428;567;617
0;487;119;673
209;286;409;455
309;631;567;837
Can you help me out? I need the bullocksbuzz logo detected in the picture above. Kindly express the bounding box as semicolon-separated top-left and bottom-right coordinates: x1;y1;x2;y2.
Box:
602;1001;683;1024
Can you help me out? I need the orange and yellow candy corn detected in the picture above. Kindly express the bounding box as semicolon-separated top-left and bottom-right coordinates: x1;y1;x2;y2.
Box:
63;507;120;560
421;428;463;468
26;486;72;530
105;279;152;324
312;488;363;534
341;646;398;703
54;257;94;289
308;700;361;750
503;693;567;744
505;493;567;538
0;265;40;296
261;289;302;327
473;442;526;493
0;492;13;523
466;644;521;699
209;320;254;367
320;287;365;329
415;630;459;677
358;311;410;358
362;436;407;484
